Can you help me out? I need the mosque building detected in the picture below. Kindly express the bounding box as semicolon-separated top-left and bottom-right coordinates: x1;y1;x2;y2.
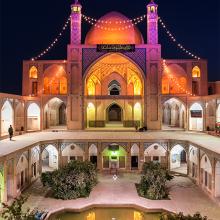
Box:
0;0;220;204
0;0;219;134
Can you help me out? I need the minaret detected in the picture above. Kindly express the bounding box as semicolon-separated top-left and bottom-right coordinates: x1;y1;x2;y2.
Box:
147;0;158;45
71;0;82;45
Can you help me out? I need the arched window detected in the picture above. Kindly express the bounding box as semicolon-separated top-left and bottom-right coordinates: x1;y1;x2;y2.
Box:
192;66;201;78
29;66;38;79
108;80;121;96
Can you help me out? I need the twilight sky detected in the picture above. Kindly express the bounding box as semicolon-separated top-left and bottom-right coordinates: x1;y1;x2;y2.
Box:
0;0;219;95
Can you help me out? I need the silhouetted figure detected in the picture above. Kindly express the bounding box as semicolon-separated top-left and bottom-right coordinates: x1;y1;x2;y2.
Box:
8;125;13;141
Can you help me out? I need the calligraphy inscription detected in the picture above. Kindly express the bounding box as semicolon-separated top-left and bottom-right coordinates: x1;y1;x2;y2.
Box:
97;44;135;52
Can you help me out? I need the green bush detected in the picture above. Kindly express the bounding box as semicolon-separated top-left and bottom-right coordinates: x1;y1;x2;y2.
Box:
1;195;35;220
137;162;173;200
160;212;207;220
41;160;98;200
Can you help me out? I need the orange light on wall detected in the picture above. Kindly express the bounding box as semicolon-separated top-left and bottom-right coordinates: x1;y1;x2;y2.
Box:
192;66;201;78
29;66;38;79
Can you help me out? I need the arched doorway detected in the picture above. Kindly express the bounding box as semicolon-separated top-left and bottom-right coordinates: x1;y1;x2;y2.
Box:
189;146;198;178
44;98;67;129
170;145;187;174
31;147;40;181
27;103;40;131
16;154;28;191
89;144;98;166
107;104;122;122
162;98;186;130
131;144;139;170
215;161;220;197
200;154;212;192
189;103;203;131
102;144;126;170
7;160;14;201
42;145;58;172
1;101;13;136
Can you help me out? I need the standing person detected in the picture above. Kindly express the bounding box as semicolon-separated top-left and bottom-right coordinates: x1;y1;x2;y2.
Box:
8;125;13;141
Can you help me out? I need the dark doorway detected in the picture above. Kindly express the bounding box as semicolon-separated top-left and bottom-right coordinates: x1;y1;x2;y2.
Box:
180;150;187;163
108;104;122;122
59;103;66;125
131;156;139;169
90;156;97;166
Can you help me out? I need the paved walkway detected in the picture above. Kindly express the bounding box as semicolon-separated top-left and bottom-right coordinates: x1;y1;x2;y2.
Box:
0;131;220;157
22;174;220;220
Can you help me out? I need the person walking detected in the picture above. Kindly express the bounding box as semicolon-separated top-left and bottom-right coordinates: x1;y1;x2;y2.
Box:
8;125;13;141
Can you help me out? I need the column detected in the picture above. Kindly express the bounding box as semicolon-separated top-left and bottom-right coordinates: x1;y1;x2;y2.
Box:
13;158;17;198
197;149;201;185
58;143;62;169
139;142;144;171
85;142;89;161
126;142;131;171
211;158;216;197
97;142;102;172
28;148;32;184
2;161;8;203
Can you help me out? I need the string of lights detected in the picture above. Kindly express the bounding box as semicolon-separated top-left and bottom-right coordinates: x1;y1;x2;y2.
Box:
162;59;194;96
159;17;201;60
82;14;146;31
31;16;71;61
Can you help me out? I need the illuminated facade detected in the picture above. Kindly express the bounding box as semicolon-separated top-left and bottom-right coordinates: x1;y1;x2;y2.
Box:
0;0;219;135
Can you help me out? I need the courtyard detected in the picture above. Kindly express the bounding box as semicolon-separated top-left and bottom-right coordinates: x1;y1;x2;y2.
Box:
20;173;220;220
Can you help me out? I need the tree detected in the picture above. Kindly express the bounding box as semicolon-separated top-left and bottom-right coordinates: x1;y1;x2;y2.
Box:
137;162;173;200
1;195;35;220
41;160;98;200
160;212;207;220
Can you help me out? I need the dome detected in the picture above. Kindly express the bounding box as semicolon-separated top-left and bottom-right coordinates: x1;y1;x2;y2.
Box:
85;12;144;45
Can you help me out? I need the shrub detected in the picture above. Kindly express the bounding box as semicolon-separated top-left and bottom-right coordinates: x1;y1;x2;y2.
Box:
41;160;98;200
1;195;35;220
137;162;173;200
160;212;207;220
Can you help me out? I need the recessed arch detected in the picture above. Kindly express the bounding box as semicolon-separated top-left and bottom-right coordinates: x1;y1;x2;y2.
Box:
1;100;14;136
106;103;123;122
27;103;40;131
89;144;98;166
44;97;67;129
43;64;67;95
102;144;127;169
162;98;186;130
162;64;187;94
42;145;58;172
170;144;187;174
29;66;38;79
144;144;167;165
16;153;28;190
31;146;40;179
131;144;139;170
189;146;198;178
192;66;201;78
62;144;85;163
84;53;144;96
200;154;212;191
189;103;203;131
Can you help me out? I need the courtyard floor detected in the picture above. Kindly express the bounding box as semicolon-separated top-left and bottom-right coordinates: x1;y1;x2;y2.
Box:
22;174;220;220
0;130;220;157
